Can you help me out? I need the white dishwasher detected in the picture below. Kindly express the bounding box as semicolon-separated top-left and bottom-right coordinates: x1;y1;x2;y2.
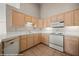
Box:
4;37;19;56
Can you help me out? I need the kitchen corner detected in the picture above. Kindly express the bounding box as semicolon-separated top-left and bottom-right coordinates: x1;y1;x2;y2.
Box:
0;3;79;56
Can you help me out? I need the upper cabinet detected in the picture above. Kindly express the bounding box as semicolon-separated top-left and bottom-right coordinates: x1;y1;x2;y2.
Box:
74;9;79;26
46;17;52;27
12;8;79;28
64;9;79;26
43;20;47;28
38;20;43;29
32;17;38;28
51;16;56;23
64;11;74;26
53;9;79;26
56;13;65;21
25;15;32;23
12;10;25;27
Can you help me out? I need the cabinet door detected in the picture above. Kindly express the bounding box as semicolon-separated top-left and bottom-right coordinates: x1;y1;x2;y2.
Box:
27;35;34;48
38;20;43;29
32;17;38;28
56;13;65;21
38;34;42;43
74;9;79;26
64;36;79;55
51;16;56;22
43;20;46;28
33;34;40;45
25;15;32;23
64;11;74;26
36;20;40;28
36;19;40;28
41;34;49;45
47;17;52;27
12;10;25;27
20;35;27;52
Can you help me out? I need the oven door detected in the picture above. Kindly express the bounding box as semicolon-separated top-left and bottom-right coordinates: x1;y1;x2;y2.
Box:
49;34;63;47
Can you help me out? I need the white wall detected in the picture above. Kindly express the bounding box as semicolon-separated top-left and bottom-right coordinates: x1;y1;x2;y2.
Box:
20;3;40;18
7;3;20;9
0;3;6;34
40;3;79;19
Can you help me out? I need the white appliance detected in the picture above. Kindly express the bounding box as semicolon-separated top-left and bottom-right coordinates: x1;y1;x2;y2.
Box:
49;21;64;52
4;37;19;56
49;34;63;52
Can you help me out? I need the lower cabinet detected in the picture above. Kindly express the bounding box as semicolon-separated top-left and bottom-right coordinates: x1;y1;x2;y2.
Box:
27;35;34;48
41;34;49;45
33;34;40;45
20;34;40;52
64;36;79;56
20;35;28;52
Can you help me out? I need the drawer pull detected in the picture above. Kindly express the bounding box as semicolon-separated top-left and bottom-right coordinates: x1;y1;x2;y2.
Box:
10;42;14;44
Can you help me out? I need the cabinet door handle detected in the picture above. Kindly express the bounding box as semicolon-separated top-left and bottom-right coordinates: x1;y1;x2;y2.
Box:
10;42;14;44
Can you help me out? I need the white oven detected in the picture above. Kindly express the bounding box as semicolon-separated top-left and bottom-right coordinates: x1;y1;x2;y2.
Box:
49;34;63;47
49;34;63;52
49;21;64;52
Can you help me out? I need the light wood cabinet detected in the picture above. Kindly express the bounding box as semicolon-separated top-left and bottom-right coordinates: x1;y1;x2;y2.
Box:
36;19;40;28
33;34;40;45
25;15;32;23
27;35;34;48
64;36;79;55
42;20;47;28
74;9;79;26
41;34;49;45
43;18;51;28
64;11;74;26
56;13;65;21
38;20;43;29
20;34;41;52
48;17;52;26
46;18;51;27
32;17;38;28
20;35;28;52
12;10;25;27
20;35;34;52
32;17;37;24
38;34;42;43
36;20;40;28
51;16;56;22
